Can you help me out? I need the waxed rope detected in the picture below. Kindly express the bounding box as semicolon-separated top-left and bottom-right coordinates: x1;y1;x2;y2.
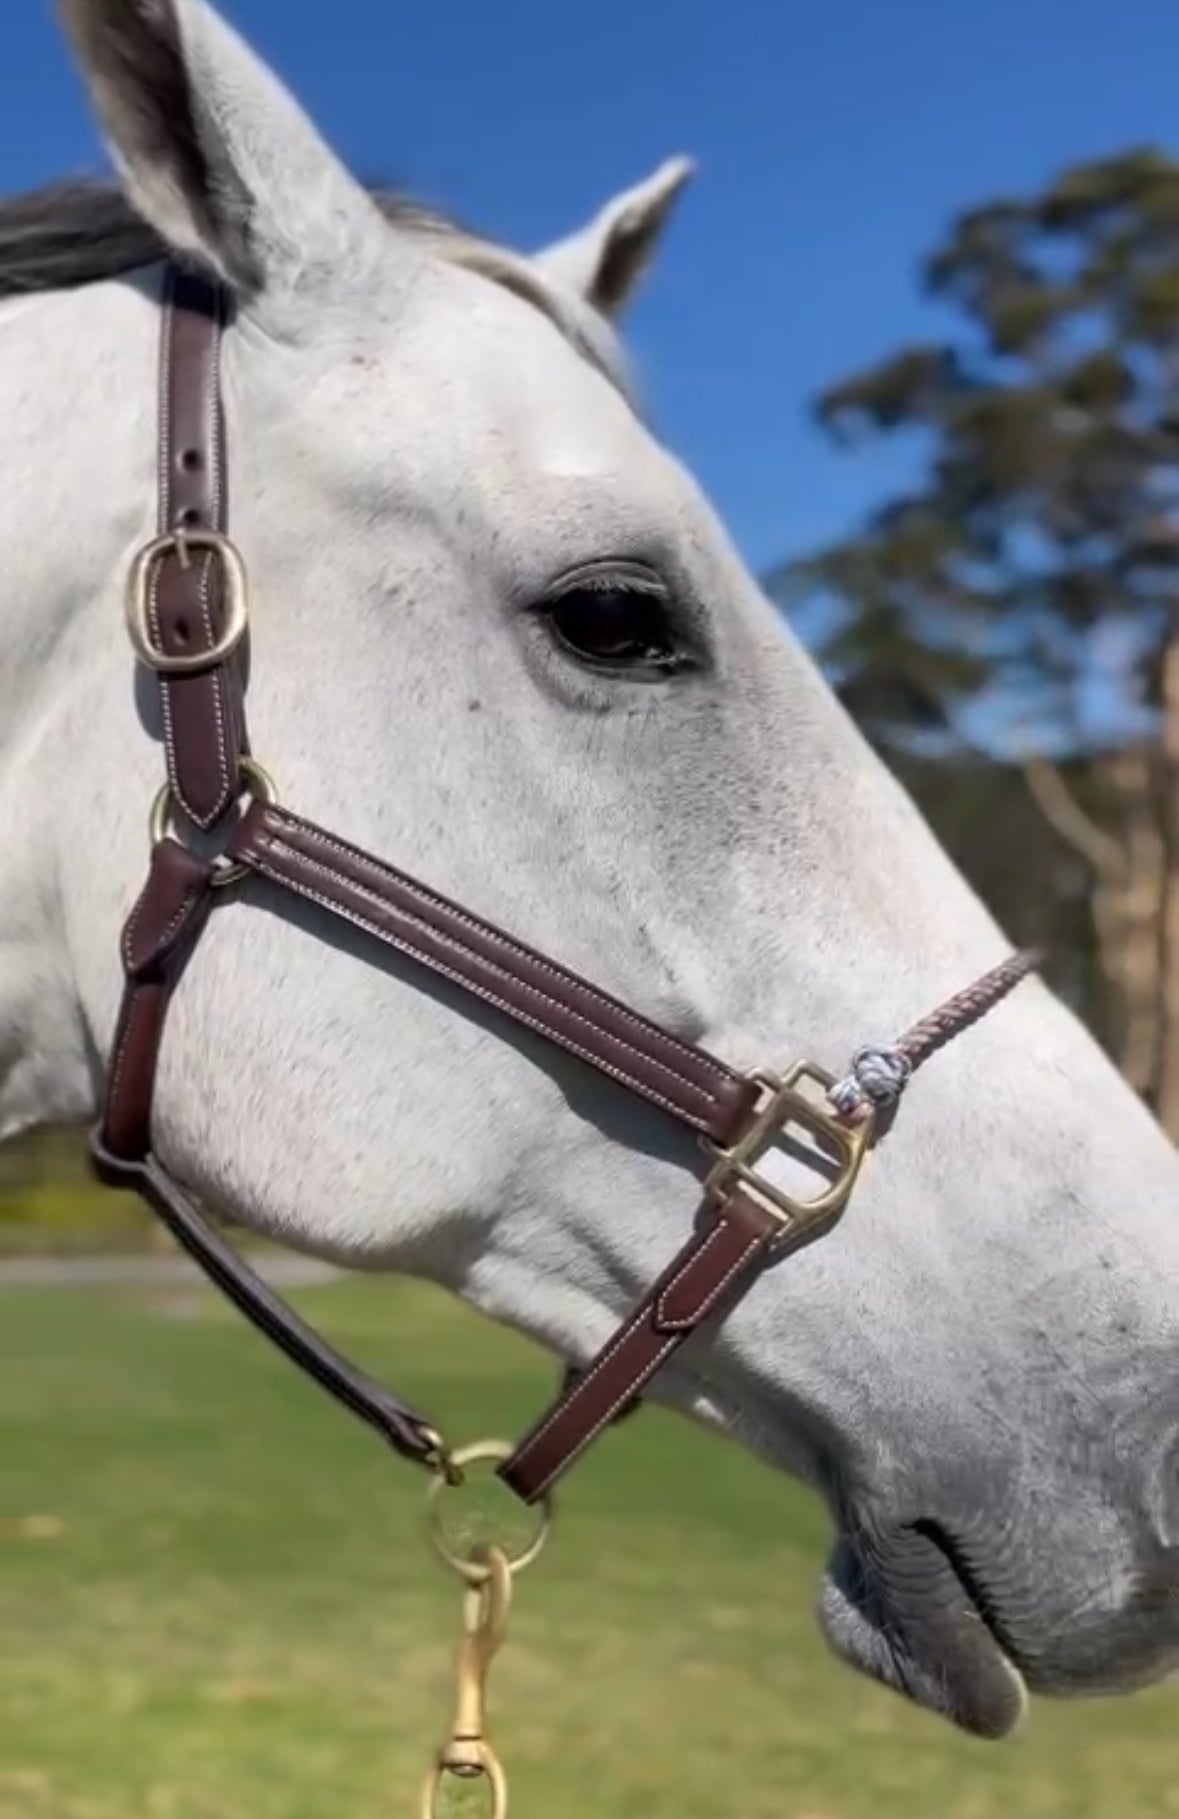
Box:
828;949;1041;1120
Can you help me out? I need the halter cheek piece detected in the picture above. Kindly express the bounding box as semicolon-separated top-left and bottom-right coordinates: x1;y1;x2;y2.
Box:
91;267;1037;1503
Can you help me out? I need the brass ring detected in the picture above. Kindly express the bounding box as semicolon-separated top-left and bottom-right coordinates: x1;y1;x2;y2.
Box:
148;757;277;890
125;529;250;676
425;1440;553;1585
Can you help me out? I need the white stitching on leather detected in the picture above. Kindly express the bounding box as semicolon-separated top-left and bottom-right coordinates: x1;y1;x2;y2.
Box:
193;284;231;826
511;1217;744;1485
259;833;723;1122
106;997;138;1136
240;848;707;1130
655;1224;764;1328
157;275;173;525
156;273;232;830
525;1334;680;1496
515;1216;766;1495
260;811;737;1107
119;877;200;974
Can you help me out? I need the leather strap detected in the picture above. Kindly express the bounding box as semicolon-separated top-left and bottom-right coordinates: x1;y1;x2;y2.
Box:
90;1135;443;1464
95;890;447;1474
149;268;247;828
226;800;761;1146
220;800;782;1494
499;1189;778;1501
93;264;848;1506
101;838;216;1161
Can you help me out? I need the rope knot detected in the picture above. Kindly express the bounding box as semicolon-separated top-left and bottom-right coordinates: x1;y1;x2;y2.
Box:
828;1044;912;1119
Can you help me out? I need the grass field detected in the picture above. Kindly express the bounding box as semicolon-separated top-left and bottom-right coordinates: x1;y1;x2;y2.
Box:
4;1272;1175;1819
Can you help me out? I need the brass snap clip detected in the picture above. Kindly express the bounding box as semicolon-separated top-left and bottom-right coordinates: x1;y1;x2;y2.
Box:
418;1440;556;1818
420;1545;511;1819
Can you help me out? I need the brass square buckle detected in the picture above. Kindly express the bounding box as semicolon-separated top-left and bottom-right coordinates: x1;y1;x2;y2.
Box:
701;1061;871;1233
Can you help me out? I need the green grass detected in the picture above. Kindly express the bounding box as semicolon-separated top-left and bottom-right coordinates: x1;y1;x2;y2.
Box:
0;1130;278;1257
3;1276;1175;1819
0;1129;158;1256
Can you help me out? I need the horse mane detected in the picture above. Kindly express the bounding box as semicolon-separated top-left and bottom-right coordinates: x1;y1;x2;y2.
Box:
0;176;627;390
0;176;433;296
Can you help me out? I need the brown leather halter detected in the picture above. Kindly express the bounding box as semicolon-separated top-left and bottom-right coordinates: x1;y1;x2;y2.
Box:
90;266;1037;1505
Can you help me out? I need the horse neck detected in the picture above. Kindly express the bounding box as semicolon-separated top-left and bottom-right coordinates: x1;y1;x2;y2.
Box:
0;274;160;1139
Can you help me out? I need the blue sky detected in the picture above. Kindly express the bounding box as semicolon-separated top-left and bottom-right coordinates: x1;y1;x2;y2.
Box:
4;0;1178;578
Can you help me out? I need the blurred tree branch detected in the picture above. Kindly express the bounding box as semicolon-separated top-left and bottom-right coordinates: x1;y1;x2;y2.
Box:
774;146;1179;1135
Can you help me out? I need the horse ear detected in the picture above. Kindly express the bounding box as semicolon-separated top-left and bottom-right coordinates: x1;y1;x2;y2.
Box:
56;0;399;311
531;157;695;317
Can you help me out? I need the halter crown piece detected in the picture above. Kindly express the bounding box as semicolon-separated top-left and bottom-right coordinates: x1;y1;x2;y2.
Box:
90;266;1041;1817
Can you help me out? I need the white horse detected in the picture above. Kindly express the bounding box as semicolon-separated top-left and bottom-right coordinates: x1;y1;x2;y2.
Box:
2;0;1175;1746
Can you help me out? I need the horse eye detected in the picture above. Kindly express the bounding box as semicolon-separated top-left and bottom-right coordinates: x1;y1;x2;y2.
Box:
543;577;690;677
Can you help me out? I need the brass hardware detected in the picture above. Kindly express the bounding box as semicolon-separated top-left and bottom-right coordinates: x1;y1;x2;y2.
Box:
420;1446;553;1817
701;1060;872;1231
420;1546;511;1819
148;756;277;889
125;528;249;675
425;1440;553;1585
420;1427;464;1487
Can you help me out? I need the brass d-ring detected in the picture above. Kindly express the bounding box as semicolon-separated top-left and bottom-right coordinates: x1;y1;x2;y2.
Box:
148;757;277;889
425;1441;553;1585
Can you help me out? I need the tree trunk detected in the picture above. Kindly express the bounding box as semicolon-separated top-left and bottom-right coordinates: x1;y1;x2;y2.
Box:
1023;750;1164;1095
1098;747;1165;1099
1152;632;1179;1139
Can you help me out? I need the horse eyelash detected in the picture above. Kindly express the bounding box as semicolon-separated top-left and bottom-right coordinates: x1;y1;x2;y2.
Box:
545;564;670;603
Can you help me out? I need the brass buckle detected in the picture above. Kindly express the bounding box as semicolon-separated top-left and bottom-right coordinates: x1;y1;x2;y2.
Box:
701;1061;871;1232
125;529;249;675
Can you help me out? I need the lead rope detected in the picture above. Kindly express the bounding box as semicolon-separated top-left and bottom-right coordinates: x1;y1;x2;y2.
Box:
828;949;1041;1123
